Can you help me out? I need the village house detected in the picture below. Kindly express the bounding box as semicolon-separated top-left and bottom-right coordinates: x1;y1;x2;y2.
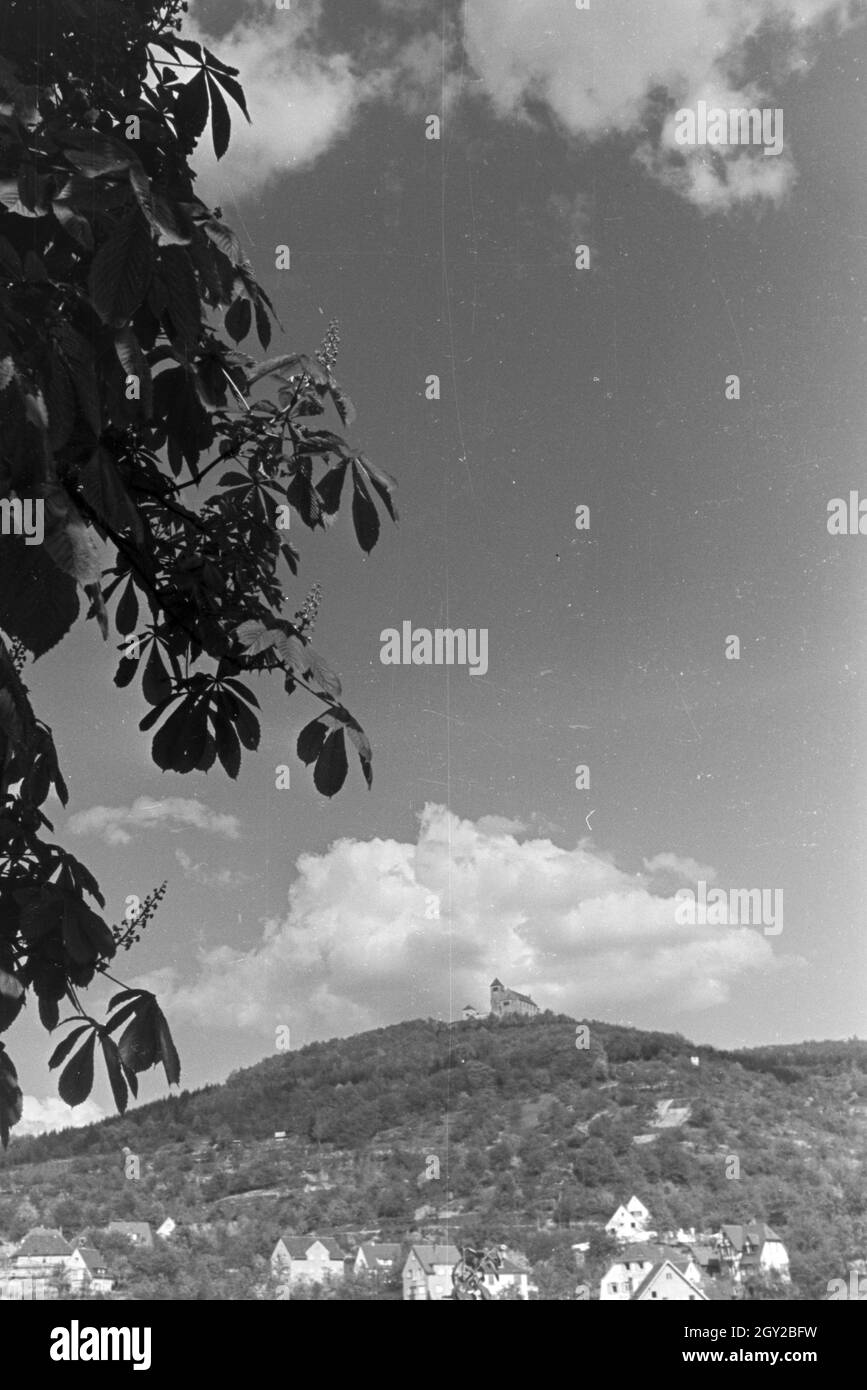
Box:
156;1217;176;1239
65;1247;113;1295
0;1229;113;1299
605;1196;654;1243
353;1242;402;1277
600;1244;703;1300
12;1227;71;1274
270;1234;346;1290
490;978;540;1019
486;1253;531;1300
631;1259;707;1301
401;1244;531;1300
107;1221;154;1249
402;1244;460;1300
718;1223;790;1283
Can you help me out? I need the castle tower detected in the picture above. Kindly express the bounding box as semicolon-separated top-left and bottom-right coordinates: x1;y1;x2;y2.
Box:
490;977;539;1019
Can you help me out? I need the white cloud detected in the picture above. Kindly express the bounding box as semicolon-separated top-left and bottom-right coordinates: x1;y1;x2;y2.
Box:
155;803;785;1042
643;852;717;885
17;1095;105;1138
179;0;860;210
175;847;251;889
180;0;388;200
66;797;241;846
461;0;861;211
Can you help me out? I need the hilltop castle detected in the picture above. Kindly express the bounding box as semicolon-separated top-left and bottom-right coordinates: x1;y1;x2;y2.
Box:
489;978;539;1019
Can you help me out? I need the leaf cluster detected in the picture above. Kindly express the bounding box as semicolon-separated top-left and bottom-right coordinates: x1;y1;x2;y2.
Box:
0;0;395;1141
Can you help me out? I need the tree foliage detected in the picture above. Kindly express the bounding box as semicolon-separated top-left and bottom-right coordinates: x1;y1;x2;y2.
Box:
0;0;395;1143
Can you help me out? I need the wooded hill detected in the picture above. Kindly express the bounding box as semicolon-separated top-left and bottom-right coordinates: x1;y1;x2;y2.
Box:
1;1014;865;1298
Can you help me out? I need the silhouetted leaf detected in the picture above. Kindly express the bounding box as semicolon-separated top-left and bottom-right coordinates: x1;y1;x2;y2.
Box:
0;970;24;1032
58;1030;96;1106
221;687;260;751
350;460;380;552
313;728;348;798
355;453;399;523
0;533;80;660
101;1034;128;1113
115;579;139;636
208;64;250;120
48;1023;92;1070
175;68;209;142
38;995;60;1032
212;696;241;778
205;72;231;159
0;1045;23;1147
254;295;271;350
297;717;329;766
155;1006;181;1085
117;1001;158;1073
114;655;140;689
317;461;348;515
152;694;210;773
225;295;252;343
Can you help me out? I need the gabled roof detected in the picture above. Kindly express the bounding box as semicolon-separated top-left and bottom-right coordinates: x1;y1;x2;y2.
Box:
73;1247;107;1276
631;1260;707;1301
17;1228;71;1258
720;1222;783;1252
490;978;503;988
407;1244;460;1273
277;1234;345;1261
615;1243;661;1265
358;1243;402;1266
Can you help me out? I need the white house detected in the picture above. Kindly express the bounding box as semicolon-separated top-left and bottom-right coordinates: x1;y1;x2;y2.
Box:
402;1244;460;1301
271;1235;346;1290
2;1231;113;1298
156;1218;176;1239
484;1256;530;1300
631;1259;707;1301
719;1223;790;1283
600;1244;703;1300
66;1247;114;1295
12;1228;71;1273
605;1196;653;1243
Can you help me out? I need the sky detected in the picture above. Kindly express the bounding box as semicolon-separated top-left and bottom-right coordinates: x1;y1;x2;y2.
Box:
12;0;867;1135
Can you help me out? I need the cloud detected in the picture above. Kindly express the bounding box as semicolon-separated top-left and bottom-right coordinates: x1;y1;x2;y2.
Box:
180;0;860;210
155;803;786;1043
180;0;389;200
16;1096;106;1139
461;0;861;211
66;797;241;846
175;847;252;889
643;852;718;887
